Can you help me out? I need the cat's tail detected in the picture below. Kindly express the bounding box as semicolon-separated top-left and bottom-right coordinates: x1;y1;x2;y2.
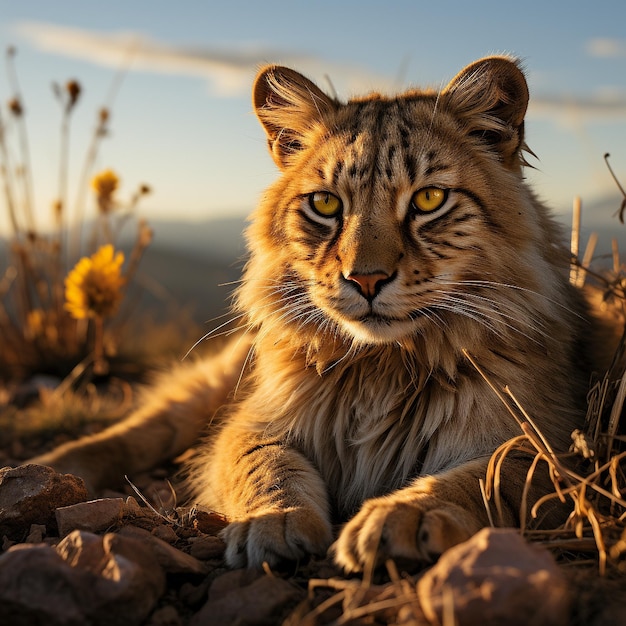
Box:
28;332;254;494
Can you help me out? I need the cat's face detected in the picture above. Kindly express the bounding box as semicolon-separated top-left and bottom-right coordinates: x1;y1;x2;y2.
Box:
244;58;537;347
266;99;509;344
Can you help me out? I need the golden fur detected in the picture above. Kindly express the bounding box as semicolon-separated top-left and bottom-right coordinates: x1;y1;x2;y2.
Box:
32;57;606;572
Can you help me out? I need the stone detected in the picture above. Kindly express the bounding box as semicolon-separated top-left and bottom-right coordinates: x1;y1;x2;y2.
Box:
208;567;263;598
0;464;88;539
417;527;571;626
1;536;15;551
119;525;208;575
55;497;125;536
179;576;213;609
148;604;183;626
0;529;165;625
25;523;46;543
123;495;144;516
187;535;226;560
152;523;179;544
0;543;85;626
191;569;304;625
192;508;229;535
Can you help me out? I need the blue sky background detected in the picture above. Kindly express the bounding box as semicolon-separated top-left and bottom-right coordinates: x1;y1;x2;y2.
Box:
1;0;626;236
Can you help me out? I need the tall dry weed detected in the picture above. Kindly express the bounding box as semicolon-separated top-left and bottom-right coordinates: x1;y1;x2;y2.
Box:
0;47;153;385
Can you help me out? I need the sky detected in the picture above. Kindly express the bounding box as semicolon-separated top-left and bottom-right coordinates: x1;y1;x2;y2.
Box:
1;0;626;237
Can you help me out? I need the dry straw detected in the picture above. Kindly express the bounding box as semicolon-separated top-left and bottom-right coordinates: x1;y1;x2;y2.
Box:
479;161;626;577
0;46;153;384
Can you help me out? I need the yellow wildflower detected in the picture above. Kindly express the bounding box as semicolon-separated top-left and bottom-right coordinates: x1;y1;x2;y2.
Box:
64;244;125;319
91;169;119;213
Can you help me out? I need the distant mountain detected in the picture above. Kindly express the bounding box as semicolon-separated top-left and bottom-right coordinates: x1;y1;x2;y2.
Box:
141;216;248;262
127;216;248;325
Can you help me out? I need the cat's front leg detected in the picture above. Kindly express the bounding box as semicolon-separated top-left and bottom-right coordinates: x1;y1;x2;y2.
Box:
333;457;519;573
193;425;333;569
27;334;252;492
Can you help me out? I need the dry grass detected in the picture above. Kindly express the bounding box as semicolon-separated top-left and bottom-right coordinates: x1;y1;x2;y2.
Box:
468;161;626;579
1;48;625;626
0;46;154;386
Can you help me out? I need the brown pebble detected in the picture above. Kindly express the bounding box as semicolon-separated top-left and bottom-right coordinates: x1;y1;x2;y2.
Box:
1;536;15;552
55;497;125;537
151;524;179;544
0;465;87;539
187;535;225;560
147;604;183;626
192;509;229;535
25;524;46;544
179;577;213;608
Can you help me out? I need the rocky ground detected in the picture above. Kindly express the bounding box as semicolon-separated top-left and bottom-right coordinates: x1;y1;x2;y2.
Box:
1;402;626;625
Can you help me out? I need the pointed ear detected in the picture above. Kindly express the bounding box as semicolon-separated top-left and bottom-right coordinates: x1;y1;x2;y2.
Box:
442;57;529;168
253;65;337;168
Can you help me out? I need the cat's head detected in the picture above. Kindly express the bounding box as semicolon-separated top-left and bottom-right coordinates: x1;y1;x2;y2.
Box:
240;57;556;349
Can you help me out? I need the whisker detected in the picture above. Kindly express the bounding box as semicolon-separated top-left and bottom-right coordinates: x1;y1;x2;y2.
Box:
427;295;543;345
233;339;256;397
182;313;248;360
183;281;312;359
438;278;586;321
434;290;547;337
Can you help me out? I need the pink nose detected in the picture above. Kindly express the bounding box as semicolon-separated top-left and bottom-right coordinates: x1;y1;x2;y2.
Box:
346;272;391;300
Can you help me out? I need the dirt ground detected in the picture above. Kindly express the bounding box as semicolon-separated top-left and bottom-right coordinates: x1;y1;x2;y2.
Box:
1;381;625;626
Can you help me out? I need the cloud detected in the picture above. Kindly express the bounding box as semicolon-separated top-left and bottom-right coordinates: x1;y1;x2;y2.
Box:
586;38;626;58
15;21;393;97
13;22;626;122
529;93;626;121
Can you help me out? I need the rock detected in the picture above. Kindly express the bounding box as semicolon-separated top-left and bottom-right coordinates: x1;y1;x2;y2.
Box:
0;529;165;625
123;495;144;516
25;523;46;543
119;495;164;530
0;542;85;626
191;569;304;625
55;497;125;536
152;523;179;544
119;525;208;575
417;527;571;626
208;567;261;598
147;604;183;626
1;536;15;551
0;529;165;626
192;508;229;534
60;530;166;618
179;576;213;609
187;535;226;560
0;464;88;539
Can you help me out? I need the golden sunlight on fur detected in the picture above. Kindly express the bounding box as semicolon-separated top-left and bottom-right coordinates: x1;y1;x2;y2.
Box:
31;57;612;573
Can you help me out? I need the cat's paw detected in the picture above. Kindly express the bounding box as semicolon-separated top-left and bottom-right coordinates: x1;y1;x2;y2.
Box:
220;506;333;569
332;494;483;573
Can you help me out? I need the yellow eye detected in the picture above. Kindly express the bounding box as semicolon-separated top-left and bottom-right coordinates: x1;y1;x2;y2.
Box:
309;192;342;217
411;187;447;213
